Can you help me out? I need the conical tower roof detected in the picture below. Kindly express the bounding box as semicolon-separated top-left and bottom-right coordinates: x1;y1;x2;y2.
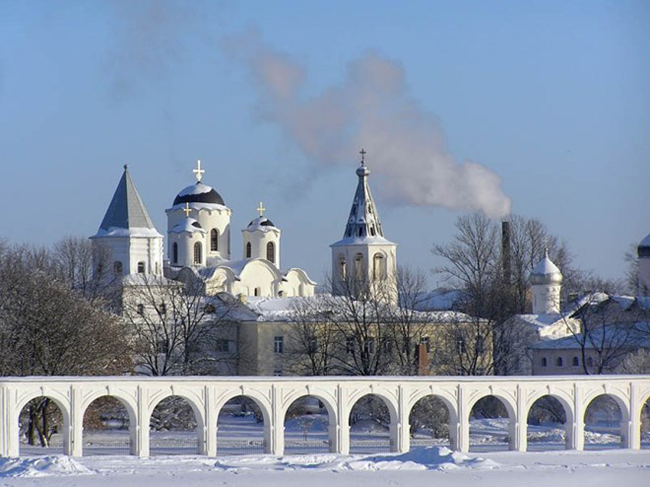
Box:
332;151;395;248
93;165;162;238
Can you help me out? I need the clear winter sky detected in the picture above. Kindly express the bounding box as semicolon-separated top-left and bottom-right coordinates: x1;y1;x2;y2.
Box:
1;0;648;287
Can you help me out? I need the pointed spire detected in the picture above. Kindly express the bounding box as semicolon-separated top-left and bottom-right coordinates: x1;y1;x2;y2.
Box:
342;150;384;239
96;165;159;234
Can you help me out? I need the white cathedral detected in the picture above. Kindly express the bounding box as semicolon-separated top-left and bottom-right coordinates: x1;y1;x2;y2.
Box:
91;154;399;300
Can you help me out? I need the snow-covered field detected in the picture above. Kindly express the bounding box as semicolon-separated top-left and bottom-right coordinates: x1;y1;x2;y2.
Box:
3;415;649;486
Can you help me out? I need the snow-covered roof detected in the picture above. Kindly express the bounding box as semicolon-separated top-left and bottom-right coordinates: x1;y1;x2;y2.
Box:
413;289;467;311
233;295;473;323
92;166;162;239
246;216;279;232
171;218;206;234
172;181;225;207
530;322;650;350
531;254;561;277
331;235;396;247
509;313;567;330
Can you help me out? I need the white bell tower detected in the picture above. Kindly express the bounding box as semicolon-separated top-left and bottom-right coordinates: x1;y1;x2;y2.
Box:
90;165;164;276
330;150;397;301
530;250;563;314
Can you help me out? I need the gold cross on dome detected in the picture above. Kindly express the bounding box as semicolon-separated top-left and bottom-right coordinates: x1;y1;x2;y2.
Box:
182;203;192;218
257;201;266;217
193;159;205;182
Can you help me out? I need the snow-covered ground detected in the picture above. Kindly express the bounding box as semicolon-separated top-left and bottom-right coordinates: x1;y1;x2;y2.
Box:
4;415;649;486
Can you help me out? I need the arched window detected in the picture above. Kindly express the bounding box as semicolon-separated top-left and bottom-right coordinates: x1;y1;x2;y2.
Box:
556;357;563;367
572;356;579;366
137;304;144;315
354;253;364;280
211;229;219;252
373;253;385;279
113;261;123;274
254;287;261;297
193;242;202;265
137;261;145;273
541;357;548;367
266;241;275;263
172;242;178;264
339;255;347;280
246;242;252;258
586;357;594;367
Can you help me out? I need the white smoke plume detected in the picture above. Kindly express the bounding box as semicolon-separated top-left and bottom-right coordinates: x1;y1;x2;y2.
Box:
222;30;511;219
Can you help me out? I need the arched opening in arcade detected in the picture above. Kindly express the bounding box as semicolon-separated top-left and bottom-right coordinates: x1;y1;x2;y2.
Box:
284;395;333;454
642;397;650;449
83;396;133;455
526;395;569;451
408;395;451;449
583;394;624;450
349;394;395;454
18;396;66;456
149;396;200;455
469;395;513;452
217;396;268;455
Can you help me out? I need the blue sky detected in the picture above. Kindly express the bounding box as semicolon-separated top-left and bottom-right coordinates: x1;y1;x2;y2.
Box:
1;0;648;286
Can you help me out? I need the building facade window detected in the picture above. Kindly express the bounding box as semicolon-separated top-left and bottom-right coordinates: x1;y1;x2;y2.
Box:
273;368;283;377
172;242;178;264
137;304;144;315
246;242;252;258
274;336;284;354
355;253;364;280
586;357;594;367
137;261;145;273
194;242;202;265
266;241;275;263
211;229;219;252
541;357;548;367
113;261;123;274
572;356;579;366
556;357;563;367
339;255;347;280
159;302;166;315
346;337;354;354
373;253;385;279
215;339;230;352
254;287;261;296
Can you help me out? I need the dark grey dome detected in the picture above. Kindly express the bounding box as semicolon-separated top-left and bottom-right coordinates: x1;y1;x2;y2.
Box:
173;182;225;206
248;216;275;228
639;233;650;258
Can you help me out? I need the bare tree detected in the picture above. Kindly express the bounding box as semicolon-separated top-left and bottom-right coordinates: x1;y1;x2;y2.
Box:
565;294;649;374
0;242;131;446
121;273;239;376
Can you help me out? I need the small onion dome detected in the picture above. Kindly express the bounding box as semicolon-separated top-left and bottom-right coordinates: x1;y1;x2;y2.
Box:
173;182;225;206
171;218;206;234
356;163;370;177
530;251;563;285
247;216;276;230
638;233;650;258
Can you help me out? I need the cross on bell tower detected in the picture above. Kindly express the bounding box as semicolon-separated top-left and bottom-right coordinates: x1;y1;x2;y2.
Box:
257;201;266;217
